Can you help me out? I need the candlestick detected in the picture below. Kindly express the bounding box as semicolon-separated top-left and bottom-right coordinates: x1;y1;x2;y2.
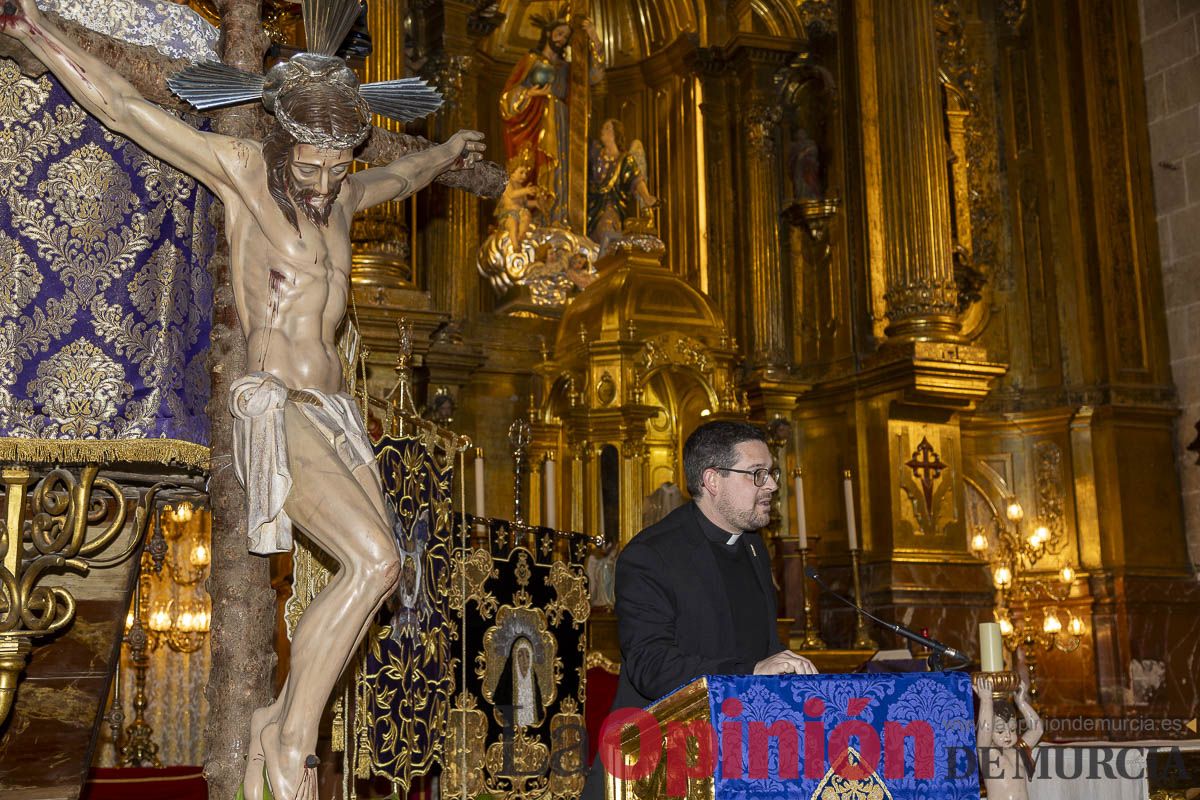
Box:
798;544;826;649
843;470;858;550
544;457;557;530
793;469;807;549
979;622;1004;672
474;448;485;519
850;547;876;650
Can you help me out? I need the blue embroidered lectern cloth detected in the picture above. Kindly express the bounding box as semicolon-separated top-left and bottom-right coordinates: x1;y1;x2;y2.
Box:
707;672;979;799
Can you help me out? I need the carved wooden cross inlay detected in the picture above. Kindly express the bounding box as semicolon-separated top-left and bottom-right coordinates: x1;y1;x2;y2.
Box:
905;436;947;514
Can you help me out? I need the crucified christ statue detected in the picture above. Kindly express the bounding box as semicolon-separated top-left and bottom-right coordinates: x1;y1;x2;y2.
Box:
1;2;485;798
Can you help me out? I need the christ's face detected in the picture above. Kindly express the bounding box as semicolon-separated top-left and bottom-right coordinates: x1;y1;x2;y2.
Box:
548;24;571;57
288;143;354;226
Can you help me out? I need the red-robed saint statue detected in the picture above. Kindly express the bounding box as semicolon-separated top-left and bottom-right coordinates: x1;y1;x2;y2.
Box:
500;8;603;227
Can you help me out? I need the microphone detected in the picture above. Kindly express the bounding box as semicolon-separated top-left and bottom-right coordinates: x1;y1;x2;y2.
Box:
805;566;969;669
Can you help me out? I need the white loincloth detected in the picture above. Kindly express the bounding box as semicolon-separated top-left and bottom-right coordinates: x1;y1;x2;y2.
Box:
229;371;376;555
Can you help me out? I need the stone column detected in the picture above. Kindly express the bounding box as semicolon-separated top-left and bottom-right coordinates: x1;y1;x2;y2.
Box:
860;0;959;341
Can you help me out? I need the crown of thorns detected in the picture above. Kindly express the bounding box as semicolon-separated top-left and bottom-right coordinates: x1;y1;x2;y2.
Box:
167;0;443;150
529;5;571;33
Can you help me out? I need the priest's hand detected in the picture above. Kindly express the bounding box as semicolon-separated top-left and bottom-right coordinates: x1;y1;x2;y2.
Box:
754;650;818;675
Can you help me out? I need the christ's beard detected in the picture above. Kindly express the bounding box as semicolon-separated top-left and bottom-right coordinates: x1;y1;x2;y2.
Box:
290;184;339;228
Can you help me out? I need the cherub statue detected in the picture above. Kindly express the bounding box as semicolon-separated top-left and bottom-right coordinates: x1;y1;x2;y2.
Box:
973;674;1043;799
496;157;540;247
0;2;484;799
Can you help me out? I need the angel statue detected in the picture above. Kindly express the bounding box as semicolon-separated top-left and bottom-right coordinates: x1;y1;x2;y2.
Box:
587;118;658;253
973;674;1044;800
0;1;485;798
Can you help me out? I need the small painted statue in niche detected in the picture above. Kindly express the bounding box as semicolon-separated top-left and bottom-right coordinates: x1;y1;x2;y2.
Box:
587;118;658;252
788;127;823;202
973;674;1044;800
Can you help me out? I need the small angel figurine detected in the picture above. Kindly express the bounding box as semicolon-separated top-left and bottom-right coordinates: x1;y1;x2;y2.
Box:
496;160;540;245
973;674;1043;799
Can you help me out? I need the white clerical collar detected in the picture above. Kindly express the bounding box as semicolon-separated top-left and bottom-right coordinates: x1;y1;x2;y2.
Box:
725;532;742;546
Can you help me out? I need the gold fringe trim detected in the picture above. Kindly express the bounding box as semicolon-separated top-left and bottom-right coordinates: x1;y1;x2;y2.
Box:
0;437;210;468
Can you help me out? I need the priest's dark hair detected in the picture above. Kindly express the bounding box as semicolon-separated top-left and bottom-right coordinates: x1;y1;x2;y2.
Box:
683;420;768;498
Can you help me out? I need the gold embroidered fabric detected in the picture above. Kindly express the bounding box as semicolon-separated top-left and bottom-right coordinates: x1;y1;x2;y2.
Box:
0;60;216;467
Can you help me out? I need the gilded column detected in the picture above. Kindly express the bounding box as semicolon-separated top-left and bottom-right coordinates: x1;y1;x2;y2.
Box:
859;0;959;341
734;48;790;370
351;0;414;290
691;49;737;329
423;1;479;320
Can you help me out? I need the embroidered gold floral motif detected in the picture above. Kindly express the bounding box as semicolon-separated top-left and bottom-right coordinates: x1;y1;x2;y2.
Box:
545;561;590;627
483;726;551;799
27;341;131;438
0;104;87;185
0;60;50;118
129;242;187;325
813;747;894;800
43;142;138;242
0;61;213;458
0;232;40;317
442;691;488;797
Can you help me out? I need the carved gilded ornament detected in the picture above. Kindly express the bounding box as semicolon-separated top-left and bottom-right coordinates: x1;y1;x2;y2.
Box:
637;333;714;376
595;372;616;406
1034;441;1066;547
745;103;783;157
0;465;162;725
424;53;475;111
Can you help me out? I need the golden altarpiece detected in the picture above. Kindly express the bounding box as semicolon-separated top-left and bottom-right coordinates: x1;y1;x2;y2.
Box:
0;0;1198;797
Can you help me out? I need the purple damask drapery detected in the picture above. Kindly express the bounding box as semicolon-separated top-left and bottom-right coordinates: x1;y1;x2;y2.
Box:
0;59;215;466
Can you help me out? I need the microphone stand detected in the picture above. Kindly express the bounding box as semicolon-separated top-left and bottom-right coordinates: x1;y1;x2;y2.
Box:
807;567;970;671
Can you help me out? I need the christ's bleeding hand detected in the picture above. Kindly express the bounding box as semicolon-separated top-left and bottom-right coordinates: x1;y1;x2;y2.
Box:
0;0;37;36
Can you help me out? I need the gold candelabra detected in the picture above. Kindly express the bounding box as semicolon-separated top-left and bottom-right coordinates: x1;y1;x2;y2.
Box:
116;501;211;767
797;534;827;649
970;497;1082;698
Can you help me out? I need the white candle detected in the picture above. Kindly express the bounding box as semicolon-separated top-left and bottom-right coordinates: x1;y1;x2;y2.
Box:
544;457;557;529
793;470;808;549
474;450;486;519
843;470;858;550
979;622;1004;672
